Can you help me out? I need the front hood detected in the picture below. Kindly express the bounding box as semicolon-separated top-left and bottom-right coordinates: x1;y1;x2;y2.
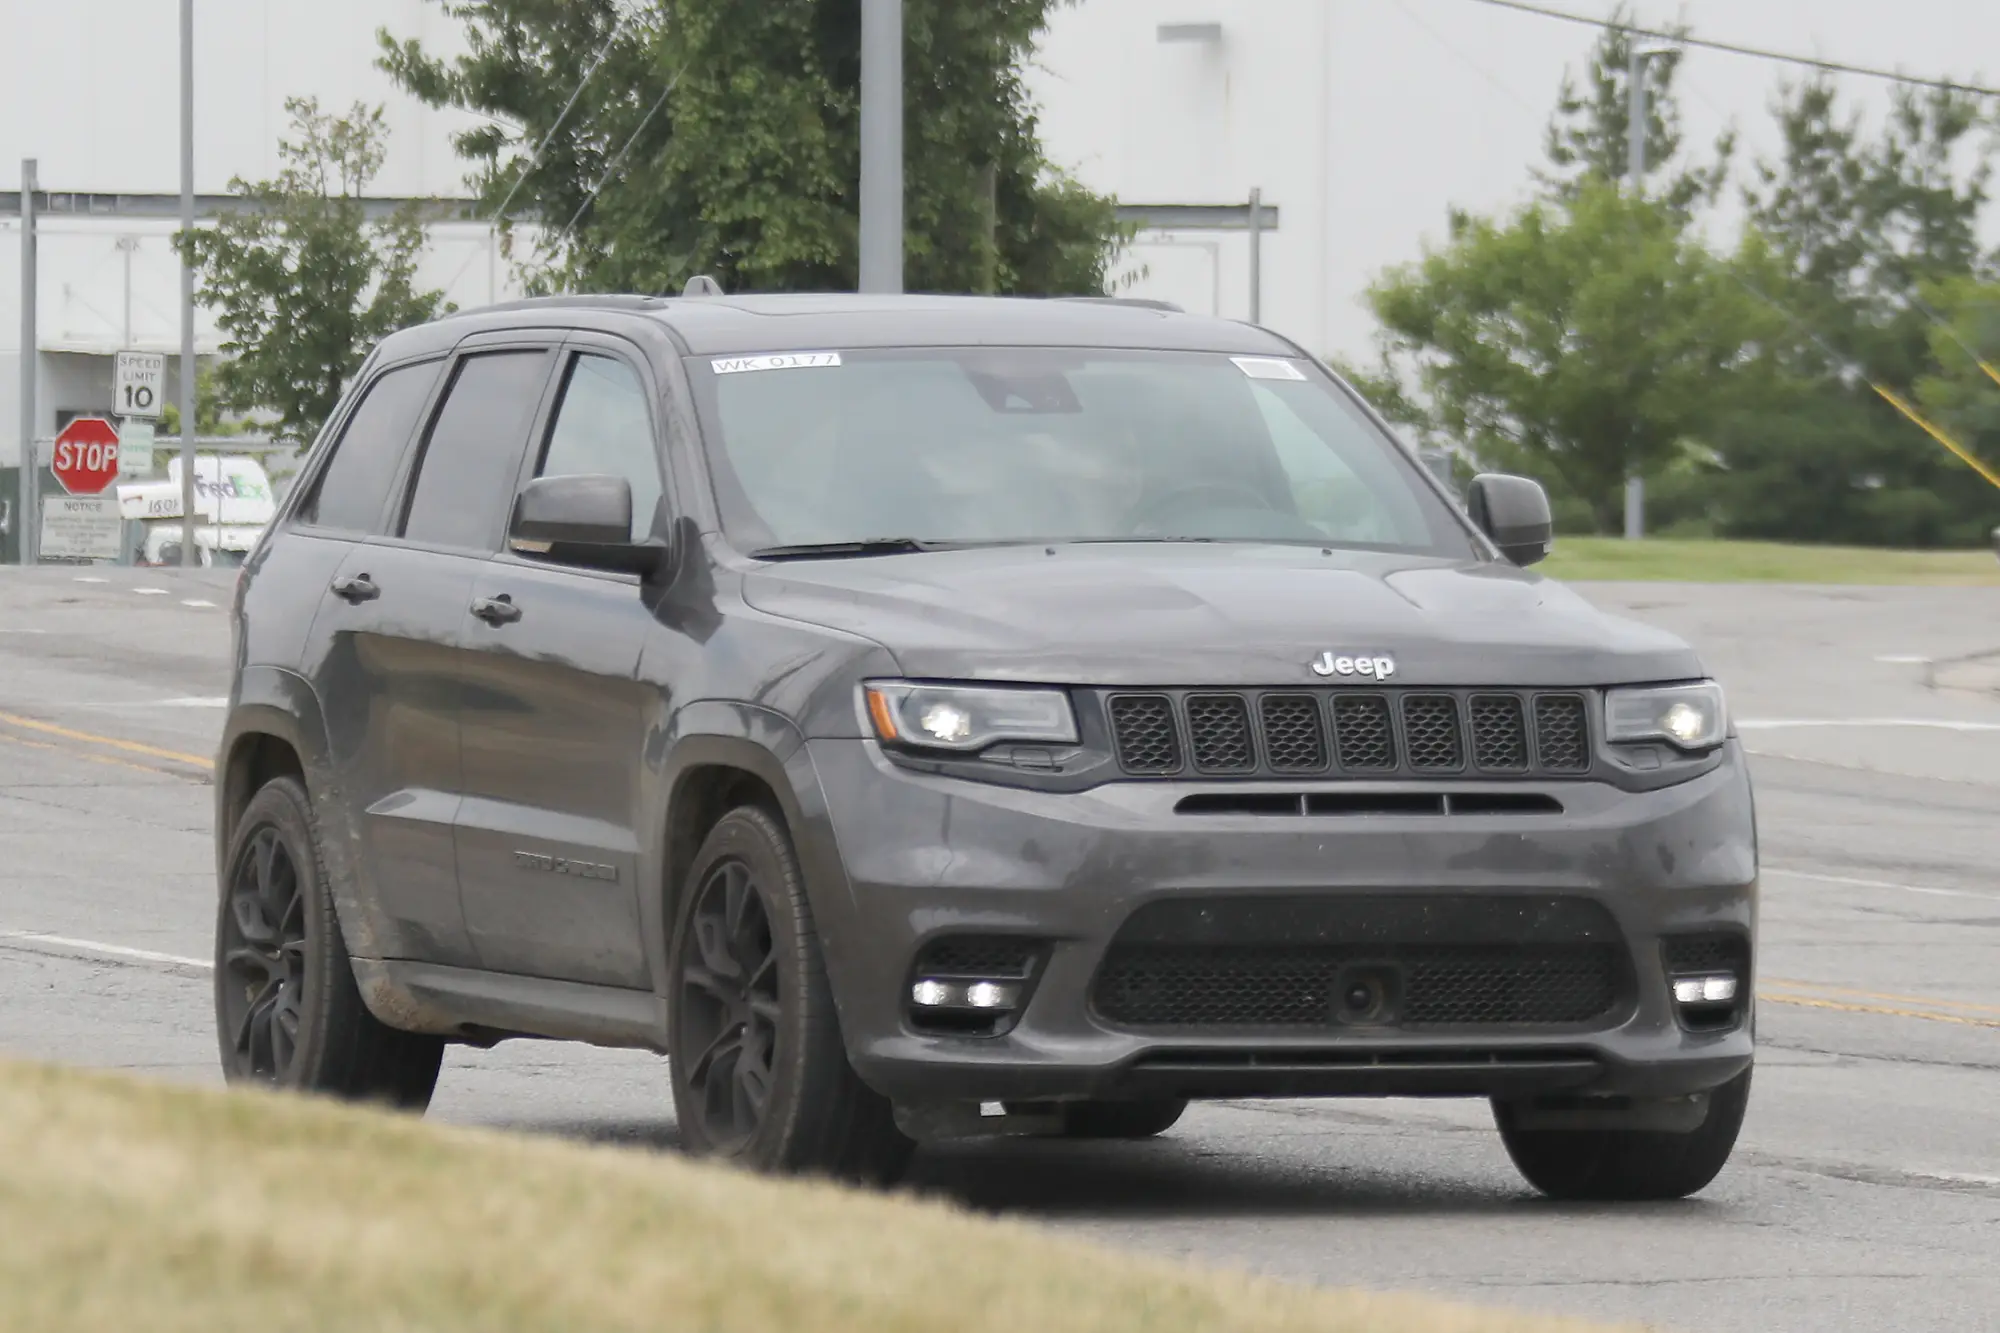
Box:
740;544;1702;688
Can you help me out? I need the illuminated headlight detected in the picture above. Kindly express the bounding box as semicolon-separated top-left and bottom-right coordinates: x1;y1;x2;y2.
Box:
865;682;1078;752
1605;681;1728;752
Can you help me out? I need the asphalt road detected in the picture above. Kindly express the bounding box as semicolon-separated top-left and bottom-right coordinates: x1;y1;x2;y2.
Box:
2;566;1996;1332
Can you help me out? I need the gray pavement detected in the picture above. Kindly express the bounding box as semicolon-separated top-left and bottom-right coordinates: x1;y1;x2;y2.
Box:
1;566;1997;1332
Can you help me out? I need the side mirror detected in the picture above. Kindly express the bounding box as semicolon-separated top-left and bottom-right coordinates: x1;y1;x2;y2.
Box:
1466;473;1553;567
510;474;666;576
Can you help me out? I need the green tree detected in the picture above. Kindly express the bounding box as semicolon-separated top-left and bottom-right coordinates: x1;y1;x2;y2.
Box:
377;0;1128;296
1534;7;1733;215
175;98;451;447
159;364;248;439
1364;183;1783;534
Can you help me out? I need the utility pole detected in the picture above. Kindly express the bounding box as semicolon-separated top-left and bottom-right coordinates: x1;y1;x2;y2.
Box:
1247;187;1264;325
17;159;36;567
179;0;198;566
1623;42;1648;541
858;0;903;293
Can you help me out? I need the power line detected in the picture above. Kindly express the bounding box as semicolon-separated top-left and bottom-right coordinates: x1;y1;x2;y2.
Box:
1462;0;2000;98
552;62;690;253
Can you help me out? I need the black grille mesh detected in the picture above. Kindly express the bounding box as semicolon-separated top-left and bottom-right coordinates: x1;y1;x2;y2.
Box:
1469;694;1530;772
914;936;1041;980
1401;695;1465;771
1105;690;1593;779
1534;694;1591;773
1186;694;1256;772
1661;933;1749;978
1259;695;1329;772
1109;695;1182;773
1093;944;1624;1028
1332;695;1397;770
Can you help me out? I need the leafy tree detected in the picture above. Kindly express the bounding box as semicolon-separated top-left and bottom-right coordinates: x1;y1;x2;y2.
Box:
175;98;451;447
1364;183;1783;533
1535;7;1733;215
377;0;1128;296
160;365;249;439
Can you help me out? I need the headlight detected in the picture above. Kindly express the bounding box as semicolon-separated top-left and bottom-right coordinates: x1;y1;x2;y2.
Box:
1605;681;1728;751
864;682;1078;752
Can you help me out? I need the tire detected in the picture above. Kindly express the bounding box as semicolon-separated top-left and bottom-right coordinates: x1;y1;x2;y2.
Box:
214;776;444;1110
1053;1098;1189;1140
1494;1068;1751;1201
667;806;914;1186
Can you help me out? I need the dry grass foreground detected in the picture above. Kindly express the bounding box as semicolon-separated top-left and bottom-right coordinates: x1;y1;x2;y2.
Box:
1541;536;2000;586
0;1058;1648;1333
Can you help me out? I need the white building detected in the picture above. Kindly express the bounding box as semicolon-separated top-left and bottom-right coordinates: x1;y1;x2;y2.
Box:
7;0;1997;472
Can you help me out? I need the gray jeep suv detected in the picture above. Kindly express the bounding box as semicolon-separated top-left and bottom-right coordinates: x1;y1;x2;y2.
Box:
214;292;1756;1200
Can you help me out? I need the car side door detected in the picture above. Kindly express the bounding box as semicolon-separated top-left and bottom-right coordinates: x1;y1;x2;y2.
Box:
305;336;560;969
453;337;672;989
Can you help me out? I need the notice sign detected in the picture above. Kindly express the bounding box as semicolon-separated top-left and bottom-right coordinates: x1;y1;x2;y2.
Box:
40;494;123;561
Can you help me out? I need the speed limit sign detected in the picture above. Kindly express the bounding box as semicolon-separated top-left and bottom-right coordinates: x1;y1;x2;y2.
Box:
114;350;166;421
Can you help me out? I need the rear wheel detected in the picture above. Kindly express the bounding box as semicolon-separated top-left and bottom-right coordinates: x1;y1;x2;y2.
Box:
1494;1068;1751;1201
667;806;913;1186
214;776;444;1110
1053;1098;1189;1140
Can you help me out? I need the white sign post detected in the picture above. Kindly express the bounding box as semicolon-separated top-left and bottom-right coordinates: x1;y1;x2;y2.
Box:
114;350;166;422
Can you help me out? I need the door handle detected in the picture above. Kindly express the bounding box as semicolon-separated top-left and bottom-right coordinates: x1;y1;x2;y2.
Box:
471;595;522;626
330;574;379;604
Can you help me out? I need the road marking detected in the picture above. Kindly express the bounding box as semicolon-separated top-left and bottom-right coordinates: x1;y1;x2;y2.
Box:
1759;989;2000;1030
1874;655;1932;664
73;576;108;584
0;730;193;781
1763;866;2000;903
0;710;214;769
1739;718;2000;733
132;587;170;597
0;930;209;971
181;598;217;609
0;628;46;634
1763;978;2000;1017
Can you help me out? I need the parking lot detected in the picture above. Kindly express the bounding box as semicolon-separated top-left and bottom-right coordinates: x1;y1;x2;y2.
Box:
1;566;1996;1333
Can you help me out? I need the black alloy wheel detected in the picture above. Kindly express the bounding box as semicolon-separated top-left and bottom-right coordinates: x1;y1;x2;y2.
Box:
219;825;310;1081
673;858;783;1153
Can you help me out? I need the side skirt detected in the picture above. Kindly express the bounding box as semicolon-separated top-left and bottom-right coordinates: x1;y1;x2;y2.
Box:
351;957;666;1052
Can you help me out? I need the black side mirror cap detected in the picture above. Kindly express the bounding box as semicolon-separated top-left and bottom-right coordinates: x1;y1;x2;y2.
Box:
1466;473;1554;567
510;474;667;577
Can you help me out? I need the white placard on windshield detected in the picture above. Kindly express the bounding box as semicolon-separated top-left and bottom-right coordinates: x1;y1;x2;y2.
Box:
711;352;844;376
1231;356;1309;381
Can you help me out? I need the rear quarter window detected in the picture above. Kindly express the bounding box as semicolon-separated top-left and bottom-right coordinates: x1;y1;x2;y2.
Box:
296;361;443;534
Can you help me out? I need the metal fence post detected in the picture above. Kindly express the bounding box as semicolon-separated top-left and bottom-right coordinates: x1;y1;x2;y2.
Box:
1247;187;1263;325
17;159;36;566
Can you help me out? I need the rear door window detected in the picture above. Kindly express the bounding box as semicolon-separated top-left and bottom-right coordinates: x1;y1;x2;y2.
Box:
296;361;442;534
535;353;664;542
400;349;554;552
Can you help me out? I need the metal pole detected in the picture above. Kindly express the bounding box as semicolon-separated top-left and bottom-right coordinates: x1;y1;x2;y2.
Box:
17;160;36;566
1247;187;1263;325
179;0;198;566
858;0;903;293
1623;45;1646;542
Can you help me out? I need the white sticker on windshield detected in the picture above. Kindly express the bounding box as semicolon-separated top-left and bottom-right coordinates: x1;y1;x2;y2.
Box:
711;352;843;375
1231;356;1309;381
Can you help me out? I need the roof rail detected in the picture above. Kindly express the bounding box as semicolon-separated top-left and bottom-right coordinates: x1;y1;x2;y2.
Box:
444;294;669;319
1054;295;1185;313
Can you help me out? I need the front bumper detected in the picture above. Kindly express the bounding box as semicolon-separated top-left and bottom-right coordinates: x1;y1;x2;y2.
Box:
803;738;1757;1106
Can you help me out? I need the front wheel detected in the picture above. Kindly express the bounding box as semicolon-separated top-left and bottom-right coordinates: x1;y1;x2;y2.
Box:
214;776;444;1110
1494;1068;1751;1201
667;806;913;1186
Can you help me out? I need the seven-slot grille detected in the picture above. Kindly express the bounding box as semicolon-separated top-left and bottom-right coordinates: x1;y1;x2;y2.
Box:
1105;689;1594;779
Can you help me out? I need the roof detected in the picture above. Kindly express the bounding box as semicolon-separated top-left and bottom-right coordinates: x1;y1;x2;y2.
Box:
428;292;1301;358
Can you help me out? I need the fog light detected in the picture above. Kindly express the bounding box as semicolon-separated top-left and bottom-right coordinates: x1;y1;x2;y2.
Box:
1673;974;1738;1005
912;979;956;1007
965;982;1015;1009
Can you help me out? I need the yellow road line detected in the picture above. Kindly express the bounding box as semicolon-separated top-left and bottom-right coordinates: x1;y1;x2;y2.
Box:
1764;977;2000;1017
0;711;214;770
0;731;203;782
1759;990;2000;1030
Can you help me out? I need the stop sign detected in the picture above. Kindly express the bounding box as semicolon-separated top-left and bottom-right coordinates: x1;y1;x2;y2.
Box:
51;417;122;496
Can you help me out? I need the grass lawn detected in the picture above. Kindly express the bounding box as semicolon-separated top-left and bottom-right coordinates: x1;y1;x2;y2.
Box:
0;1058;1635;1333
1542;536;2000;586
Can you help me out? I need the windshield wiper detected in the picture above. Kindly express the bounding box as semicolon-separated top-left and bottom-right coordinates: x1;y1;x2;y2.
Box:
749;538;986;561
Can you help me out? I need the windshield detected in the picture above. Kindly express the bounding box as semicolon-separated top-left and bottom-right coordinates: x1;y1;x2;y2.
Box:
691;348;1475;558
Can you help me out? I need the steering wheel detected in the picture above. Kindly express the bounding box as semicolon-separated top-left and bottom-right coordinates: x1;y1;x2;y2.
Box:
1128;479;1277;533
